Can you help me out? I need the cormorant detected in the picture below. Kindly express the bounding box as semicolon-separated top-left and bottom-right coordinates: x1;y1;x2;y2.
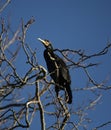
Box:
38;38;72;104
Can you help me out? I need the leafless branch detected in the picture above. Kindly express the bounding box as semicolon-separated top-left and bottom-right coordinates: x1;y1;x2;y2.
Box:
93;121;111;130
0;9;111;130
59;101;70;130
0;0;11;13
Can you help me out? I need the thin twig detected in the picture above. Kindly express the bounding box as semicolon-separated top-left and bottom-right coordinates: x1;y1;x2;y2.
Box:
0;0;11;13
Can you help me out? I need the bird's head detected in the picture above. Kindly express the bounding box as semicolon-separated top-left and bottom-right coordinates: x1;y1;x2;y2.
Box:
38;38;53;50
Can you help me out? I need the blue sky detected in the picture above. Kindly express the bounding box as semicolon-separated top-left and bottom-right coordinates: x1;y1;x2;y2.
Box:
2;0;111;129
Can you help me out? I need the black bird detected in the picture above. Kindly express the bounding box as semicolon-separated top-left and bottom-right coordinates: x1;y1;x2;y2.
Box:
38;38;72;104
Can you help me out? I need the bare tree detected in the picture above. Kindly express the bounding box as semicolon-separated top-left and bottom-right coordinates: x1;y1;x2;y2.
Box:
0;1;111;130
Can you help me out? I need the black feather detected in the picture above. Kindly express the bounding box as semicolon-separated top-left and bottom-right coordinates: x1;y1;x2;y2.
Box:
39;39;72;104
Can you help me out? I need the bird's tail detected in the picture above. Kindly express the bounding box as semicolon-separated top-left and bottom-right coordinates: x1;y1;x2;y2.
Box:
66;85;72;104
55;84;72;104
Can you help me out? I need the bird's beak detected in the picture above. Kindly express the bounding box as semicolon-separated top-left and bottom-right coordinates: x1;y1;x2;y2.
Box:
38;38;50;47
38;38;46;45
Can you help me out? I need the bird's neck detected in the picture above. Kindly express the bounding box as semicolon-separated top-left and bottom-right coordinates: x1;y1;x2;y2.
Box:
46;48;53;53
44;48;55;60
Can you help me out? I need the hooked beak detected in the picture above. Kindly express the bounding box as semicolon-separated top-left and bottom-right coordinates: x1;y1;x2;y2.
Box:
38;38;46;45
38;38;50;47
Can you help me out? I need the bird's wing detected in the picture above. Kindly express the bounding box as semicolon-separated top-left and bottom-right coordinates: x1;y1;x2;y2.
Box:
54;54;71;82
